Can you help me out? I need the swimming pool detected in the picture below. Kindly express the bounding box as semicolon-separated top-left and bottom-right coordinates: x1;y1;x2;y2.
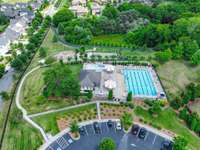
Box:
123;69;157;97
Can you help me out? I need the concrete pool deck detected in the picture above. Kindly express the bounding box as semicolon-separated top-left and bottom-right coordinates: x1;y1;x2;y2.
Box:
81;63;166;101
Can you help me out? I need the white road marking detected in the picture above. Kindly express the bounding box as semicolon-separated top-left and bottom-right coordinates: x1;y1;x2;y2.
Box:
152;135;157;145
144;132;149;141
106;122;109;132
84;126;88;136
131;143;136;147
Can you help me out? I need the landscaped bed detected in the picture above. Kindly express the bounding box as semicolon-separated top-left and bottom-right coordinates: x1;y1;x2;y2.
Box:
100;103;132;119
33;104;97;135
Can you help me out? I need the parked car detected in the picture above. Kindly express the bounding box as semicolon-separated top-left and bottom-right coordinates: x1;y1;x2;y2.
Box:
93;122;101;133
107;120;113;128
138;128;147;139
79;127;86;136
131;124;140;135
116;121;122;130
160;140;173;150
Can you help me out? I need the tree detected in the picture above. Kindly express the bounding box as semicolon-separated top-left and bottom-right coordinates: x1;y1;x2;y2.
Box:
70;121;79;137
191;49;200;65
0;64;5;78
102;4;119;19
108;90;113;100
0;91;10;101
43;64;80;99
172;43;183;59
173;136;188;150
121;112;133;130
58;22;65;34
39;47;47;58
87;90;93;100
53;8;74;26
155;49;172;63
99;138;116;150
148;101;161;115
127;92;132;101
179;37;199;60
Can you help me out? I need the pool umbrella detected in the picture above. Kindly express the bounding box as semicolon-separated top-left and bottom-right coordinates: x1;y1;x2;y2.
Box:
105;65;115;72
104;80;116;89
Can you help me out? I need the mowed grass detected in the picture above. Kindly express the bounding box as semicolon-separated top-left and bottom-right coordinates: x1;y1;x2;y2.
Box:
3;123;43;150
28;28;75;70
21;64;82;114
33;104;96;135
157;60;200;97
91;34;129;47
134;107;200;150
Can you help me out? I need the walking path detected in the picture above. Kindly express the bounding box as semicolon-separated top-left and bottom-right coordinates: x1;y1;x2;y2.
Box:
28;100;119;118
96;102;101;120
15;66;49;142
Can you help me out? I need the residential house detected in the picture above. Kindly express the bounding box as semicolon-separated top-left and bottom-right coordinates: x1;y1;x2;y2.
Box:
69;5;89;17
91;2;102;15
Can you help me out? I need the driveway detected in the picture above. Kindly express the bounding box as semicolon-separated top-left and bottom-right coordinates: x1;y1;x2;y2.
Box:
46;121;170;150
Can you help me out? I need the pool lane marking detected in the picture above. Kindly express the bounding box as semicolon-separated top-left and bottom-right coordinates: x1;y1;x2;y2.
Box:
152;135;157;145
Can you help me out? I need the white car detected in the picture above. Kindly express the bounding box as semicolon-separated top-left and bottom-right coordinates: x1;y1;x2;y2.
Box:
116;122;122;130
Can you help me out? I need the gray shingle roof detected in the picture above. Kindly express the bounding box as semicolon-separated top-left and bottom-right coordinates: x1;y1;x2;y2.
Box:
80;70;101;88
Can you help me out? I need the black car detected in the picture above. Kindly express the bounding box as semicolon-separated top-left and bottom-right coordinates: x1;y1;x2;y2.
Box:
93;122;101;134
79;127;86;136
107;120;113;128
160;141;173;150
131;124;140;135
138;128;147;139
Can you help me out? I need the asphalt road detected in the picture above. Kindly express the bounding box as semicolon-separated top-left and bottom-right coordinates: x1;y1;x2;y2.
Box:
0;68;14;110
46;121;169;150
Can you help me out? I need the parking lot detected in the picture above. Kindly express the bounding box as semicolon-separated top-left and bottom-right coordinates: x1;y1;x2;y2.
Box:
46;121;171;150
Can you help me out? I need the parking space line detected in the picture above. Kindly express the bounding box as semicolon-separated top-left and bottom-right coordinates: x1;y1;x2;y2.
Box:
92;124;96;134
105;122;109;132
144;132;149;141
152;135;157;145
84;126;88;136
99;122;102;134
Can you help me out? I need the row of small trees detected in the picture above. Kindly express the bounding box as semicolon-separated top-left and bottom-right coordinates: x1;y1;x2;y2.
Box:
11;14;51;71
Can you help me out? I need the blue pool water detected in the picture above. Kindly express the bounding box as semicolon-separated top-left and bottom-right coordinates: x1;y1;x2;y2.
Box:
123;69;157;97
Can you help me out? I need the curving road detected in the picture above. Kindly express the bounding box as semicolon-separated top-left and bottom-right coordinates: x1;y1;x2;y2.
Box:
15;66;49;142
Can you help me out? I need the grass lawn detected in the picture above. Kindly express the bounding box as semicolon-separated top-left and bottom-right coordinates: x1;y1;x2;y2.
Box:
33;104;96;135
2;0;30;3
21;64;82;114
28;28;75;70
91;34;130;47
2;104;43;150
157;60;200;98
134;106;200;150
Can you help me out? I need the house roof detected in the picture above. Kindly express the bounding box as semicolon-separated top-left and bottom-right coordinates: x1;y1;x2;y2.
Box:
80;70;101;88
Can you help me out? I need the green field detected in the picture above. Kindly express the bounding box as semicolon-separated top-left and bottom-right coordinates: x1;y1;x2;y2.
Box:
2;105;43;150
91;34;130;47
157;60;200;98
134;106;200;150
28;28;75;70
21;64;82;114
33;104;96;135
